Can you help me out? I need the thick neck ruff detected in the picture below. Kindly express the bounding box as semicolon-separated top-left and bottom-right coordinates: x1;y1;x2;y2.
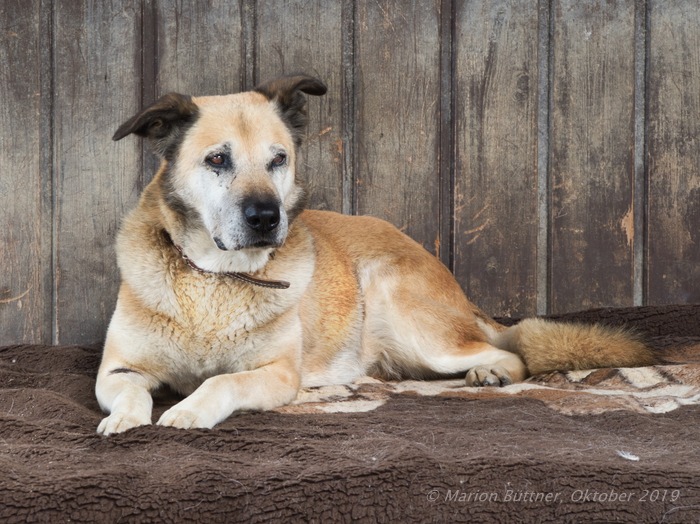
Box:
162;230;290;290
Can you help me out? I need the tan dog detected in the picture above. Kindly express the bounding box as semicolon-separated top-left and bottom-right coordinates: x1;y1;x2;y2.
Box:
95;74;654;435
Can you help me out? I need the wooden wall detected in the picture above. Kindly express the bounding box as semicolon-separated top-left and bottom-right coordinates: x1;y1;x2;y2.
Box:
1;0;699;346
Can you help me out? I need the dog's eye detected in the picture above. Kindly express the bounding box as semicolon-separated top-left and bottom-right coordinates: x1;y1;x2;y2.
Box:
270;152;287;168
206;153;228;168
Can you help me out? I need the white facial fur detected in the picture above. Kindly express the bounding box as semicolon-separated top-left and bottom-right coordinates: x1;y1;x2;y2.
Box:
166;93;303;273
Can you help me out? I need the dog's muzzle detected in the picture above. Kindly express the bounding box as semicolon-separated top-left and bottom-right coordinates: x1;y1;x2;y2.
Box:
216;197;284;250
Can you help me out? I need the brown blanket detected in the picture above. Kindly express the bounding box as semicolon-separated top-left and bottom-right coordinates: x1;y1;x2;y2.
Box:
1;305;699;522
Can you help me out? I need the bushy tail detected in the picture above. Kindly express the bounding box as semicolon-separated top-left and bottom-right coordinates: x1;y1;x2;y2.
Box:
492;319;656;375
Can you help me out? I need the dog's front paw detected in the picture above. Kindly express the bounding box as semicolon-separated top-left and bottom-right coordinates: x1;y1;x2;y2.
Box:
157;407;215;430
466;365;513;387
97;412;151;436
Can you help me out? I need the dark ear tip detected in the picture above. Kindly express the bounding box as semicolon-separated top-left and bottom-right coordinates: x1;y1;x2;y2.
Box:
112;120;138;141
305;81;327;96
295;76;327;96
254;74;328;99
111;93;196;146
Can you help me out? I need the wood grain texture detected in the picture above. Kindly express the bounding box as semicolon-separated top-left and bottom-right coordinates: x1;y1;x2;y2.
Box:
453;0;540;318
647;0;700;304
549;0;636;313
354;0;442;254
155;0;244;96
256;0;344;213
0;0;50;344
53;1;142;345
2;1;700;345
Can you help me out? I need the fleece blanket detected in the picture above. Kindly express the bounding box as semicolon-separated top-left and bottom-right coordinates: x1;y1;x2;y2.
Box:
1;305;699;523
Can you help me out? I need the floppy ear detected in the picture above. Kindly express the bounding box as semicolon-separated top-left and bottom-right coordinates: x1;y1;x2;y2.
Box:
112;93;199;159
254;74;327;146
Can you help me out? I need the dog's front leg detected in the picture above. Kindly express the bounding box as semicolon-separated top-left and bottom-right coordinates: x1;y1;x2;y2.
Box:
96;369;157;435
157;357;300;430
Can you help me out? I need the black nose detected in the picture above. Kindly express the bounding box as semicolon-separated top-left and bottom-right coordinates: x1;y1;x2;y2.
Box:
244;200;281;233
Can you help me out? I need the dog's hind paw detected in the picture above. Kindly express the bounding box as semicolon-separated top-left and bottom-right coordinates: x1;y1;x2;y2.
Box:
97;413;151;436
465;365;513;387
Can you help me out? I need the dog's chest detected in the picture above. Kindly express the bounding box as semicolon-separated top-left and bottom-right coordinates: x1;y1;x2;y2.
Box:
153;269;284;352
136;272;286;385
116;221;313;384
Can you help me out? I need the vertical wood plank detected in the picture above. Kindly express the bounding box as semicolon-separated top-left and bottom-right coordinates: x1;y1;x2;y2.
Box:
256;0;344;213
0;0;50;344
632;0;646;306
155;0;244;96
341;0;356;217
438;0;454;268
536;0;552;316
453;0;540;317
549;0;636;313
647;0;700;304
53;1;142;345
354;0;442;253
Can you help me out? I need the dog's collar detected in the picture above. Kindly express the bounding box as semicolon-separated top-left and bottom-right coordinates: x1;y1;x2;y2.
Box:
162;230;290;290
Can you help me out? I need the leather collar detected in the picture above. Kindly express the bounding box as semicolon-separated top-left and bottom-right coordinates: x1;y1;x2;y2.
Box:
162;230;290;290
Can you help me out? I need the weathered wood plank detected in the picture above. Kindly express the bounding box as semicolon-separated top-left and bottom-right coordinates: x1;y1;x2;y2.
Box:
549;0;636;313
155;0;244;96
0;0;50;344
354;0;442;253
452;0;540;318
256;0;344;213
647;0;700;304
53;1;142;345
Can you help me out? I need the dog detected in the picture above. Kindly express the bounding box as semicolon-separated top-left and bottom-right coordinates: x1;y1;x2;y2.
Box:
95;74;654;435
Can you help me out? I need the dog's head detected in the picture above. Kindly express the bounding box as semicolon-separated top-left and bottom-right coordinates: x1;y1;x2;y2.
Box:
113;74;326;262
